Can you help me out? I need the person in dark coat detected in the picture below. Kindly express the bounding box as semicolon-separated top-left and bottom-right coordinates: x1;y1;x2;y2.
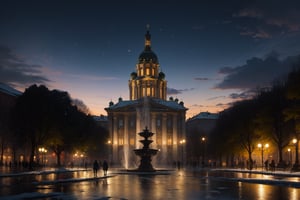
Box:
102;160;108;176
93;160;99;177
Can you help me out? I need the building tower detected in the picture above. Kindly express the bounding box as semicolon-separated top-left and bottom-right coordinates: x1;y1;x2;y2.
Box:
129;28;167;100
105;27;187;168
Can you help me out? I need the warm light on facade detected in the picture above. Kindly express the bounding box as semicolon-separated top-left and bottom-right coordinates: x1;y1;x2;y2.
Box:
129;138;135;145
293;138;298;144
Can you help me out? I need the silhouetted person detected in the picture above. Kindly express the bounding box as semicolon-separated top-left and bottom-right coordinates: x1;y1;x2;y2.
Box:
264;160;269;171
177;161;181;170
93;160;99;177
270;160;276;172
103;160;108;176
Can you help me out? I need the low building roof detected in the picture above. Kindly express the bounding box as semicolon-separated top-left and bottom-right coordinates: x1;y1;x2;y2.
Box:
188;112;219;121
0;83;22;97
105;97;187;112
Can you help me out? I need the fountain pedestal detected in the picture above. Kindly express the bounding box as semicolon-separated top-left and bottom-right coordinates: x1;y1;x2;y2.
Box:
133;127;158;172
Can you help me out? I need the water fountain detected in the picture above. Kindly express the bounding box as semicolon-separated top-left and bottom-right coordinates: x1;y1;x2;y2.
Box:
133;127;158;172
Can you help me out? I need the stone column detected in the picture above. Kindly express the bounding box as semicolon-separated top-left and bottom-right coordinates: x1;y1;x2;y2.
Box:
151;112;157;148
161;113;167;165
113;116;118;165
181;112;186;165
124;114;129;168
172;114;178;162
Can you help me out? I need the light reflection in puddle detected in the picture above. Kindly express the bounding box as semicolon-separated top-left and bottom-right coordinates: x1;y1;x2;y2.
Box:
1;169;300;199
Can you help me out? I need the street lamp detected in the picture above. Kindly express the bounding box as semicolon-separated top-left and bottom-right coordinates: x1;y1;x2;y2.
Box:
288;148;291;166
179;139;186;167
201;137;206;167
257;143;269;171
38;147;47;167
292;138;299;171
107;140;112;165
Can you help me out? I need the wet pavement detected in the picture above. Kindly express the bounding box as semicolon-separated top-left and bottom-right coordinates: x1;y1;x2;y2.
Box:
1;167;300;199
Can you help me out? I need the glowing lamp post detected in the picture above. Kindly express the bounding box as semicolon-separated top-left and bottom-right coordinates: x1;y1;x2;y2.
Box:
288;148;291;164
292;138;299;171
201;137;206;166
107;140;112;164
179;139;186;167
257;143;269;171
38;147;47;167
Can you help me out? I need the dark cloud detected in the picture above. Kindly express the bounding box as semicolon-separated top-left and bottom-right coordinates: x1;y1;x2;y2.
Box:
167;87;195;95
216;103;225;106
0;45;50;88
218;67;237;74
215;52;300;90
239;27;272;39
190;104;204;108
207;96;226;101
229;90;255;100
216;102;230;107
194;77;210;81
234;1;300;38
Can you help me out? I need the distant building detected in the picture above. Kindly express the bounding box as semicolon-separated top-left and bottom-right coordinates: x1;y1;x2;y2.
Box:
92;114;108;129
185;112;219;166
0;82;22;126
0;83;22;164
105;29;187;168
0;83;21;110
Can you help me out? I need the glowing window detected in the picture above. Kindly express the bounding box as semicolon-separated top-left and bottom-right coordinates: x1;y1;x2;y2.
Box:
140;68;144;76
147;87;151;96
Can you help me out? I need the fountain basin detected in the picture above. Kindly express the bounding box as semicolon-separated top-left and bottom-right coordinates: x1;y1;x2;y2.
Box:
133;127;159;172
133;149;158;156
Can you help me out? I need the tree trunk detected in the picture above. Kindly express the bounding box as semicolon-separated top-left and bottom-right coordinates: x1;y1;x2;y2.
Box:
29;144;35;170
56;151;61;167
277;144;286;167
0;140;4;166
248;151;253;170
29;135;36;170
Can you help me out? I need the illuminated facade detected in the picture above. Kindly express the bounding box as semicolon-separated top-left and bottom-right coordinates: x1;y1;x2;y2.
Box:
105;29;187;168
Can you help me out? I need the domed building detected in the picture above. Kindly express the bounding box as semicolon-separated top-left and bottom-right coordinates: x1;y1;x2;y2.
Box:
105;28;187;168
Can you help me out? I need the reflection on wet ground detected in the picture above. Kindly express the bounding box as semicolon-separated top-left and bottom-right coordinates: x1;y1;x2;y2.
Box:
0;168;300;199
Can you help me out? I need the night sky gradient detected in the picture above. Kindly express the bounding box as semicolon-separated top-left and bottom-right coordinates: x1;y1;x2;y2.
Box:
1;0;300;118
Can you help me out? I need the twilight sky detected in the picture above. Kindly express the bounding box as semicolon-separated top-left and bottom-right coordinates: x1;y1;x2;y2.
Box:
1;0;300;118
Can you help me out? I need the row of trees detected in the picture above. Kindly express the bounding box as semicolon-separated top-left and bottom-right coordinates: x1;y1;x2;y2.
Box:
1;84;108;168
209;65;300;169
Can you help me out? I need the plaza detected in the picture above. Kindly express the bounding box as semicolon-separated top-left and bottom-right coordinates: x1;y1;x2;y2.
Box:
1;166;300;200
